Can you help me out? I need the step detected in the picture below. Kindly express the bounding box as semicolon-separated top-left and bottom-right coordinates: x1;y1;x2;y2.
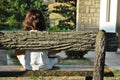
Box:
0;65;25;72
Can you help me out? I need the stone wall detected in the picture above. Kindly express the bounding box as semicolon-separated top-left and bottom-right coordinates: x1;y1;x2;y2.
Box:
77;0;100;31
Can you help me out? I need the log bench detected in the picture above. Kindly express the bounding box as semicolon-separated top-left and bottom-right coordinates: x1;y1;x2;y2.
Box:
0;65;114;80
0;30;118;80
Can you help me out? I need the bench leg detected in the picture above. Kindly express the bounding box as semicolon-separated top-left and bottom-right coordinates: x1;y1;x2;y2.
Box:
85;76;93;80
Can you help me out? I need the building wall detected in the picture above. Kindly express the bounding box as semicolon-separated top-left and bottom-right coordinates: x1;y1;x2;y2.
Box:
77;0;100;31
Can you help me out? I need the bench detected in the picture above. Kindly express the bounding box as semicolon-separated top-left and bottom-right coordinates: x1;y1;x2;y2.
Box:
0;65;114;80
0;30;118;80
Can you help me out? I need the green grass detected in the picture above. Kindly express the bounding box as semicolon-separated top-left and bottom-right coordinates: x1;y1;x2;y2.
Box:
111;68;120;77
0;76;85;80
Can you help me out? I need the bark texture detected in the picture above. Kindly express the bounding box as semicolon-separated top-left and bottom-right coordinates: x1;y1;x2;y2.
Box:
0;31;96;50
93;30;106;80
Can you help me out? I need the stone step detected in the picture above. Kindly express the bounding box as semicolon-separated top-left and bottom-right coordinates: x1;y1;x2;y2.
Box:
0;65;25;72
55;65;93;71
0;65;94;72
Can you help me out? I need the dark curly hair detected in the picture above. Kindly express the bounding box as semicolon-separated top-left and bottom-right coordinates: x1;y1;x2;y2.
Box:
23;9;46;31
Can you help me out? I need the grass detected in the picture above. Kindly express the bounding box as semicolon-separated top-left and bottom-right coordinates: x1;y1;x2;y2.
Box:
103;68;120;80
111;68;120;77
0;76;85;80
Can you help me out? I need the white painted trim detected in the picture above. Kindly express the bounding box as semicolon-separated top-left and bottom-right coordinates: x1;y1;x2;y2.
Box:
99;0;118;32
76;0;80;31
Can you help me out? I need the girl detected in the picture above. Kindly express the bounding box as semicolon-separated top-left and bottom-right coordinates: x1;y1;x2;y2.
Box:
14;9;61;70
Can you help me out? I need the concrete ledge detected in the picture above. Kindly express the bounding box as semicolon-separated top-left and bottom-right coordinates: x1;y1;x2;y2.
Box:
0;65;25;72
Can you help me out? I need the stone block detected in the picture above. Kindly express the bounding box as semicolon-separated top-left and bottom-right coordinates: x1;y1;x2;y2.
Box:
86;6;90;13
85;1;91;6
90;8;96;13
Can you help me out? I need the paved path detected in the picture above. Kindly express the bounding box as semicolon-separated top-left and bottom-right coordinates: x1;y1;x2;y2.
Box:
0;50;7;65
84;49;120;69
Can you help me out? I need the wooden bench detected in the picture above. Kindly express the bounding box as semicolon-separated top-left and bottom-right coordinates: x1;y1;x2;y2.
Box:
0;30;118;80
0;65;114;80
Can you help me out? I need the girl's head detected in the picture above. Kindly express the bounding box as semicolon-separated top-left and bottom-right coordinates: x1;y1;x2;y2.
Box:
23;9;46;31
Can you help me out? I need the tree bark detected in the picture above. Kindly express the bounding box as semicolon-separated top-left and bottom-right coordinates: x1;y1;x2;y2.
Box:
0;31;96;51
93;30;106;80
